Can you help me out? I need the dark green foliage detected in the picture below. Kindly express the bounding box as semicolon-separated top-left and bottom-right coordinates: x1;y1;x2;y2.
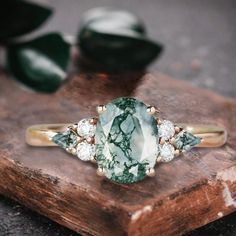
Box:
7;33;70;93
78;7;163;72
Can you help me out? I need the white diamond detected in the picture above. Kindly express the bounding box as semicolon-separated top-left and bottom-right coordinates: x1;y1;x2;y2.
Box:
159;120;175;140
160;143;175;162
77;142;95;161
77;118;96;138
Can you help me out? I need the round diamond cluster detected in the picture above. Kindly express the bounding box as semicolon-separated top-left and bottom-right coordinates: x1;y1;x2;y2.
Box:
68;118;96;161
158;120;179;162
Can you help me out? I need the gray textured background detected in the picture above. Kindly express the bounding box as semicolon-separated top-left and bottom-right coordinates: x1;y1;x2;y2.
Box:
0;0;236;235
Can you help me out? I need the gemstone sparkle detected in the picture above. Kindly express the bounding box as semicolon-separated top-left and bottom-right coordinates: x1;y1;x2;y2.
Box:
159;143;175;162
77;118;96;138
159;120;175;140
77;142;95;161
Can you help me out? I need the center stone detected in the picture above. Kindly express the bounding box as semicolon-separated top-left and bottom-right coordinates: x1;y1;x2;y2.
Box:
95;97;159;184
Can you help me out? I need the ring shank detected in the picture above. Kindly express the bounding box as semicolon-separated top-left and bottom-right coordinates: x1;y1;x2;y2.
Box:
178;124;227;148
26;123;227;148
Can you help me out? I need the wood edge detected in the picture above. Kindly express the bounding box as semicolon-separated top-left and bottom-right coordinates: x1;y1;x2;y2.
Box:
127;165;236;236
0;156;130;236
1;153;236;236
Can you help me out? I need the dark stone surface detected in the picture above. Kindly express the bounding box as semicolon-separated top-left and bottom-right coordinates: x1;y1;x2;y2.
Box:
0;0;236;235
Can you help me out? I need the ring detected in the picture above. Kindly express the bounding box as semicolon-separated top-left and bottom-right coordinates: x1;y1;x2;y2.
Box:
26;97;227;184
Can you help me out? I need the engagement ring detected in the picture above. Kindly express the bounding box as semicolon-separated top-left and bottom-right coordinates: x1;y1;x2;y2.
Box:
26;97;227;184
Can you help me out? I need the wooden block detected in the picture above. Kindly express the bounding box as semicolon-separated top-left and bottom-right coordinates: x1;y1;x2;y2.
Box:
0;71;236;236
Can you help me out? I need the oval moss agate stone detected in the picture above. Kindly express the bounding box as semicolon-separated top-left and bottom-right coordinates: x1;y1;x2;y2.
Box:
95;97;159;184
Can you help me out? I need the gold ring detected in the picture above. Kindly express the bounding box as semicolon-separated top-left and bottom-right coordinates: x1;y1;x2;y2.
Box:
26;97;227;184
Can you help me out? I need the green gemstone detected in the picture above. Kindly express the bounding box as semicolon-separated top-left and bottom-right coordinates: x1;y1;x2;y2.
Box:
175;131;201;151
95;97;159;184
52;130;77;150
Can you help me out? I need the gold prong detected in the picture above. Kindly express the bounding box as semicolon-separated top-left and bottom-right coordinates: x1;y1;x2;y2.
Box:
147;106;156;115
96;105;106;114
170;137;176;145
66;147;77;155
156;156;163;163
174;149;180;156
89;118;97;125
71;148;77;155
86;136;95;144
175;126;180;133
97;167;105;176
157;118;162;125
76;136;83;143
160;137;165;145
69;124;77;132
90;155;97;163
146;168;155;177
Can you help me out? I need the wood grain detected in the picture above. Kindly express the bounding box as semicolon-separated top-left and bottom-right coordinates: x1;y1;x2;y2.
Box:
0;71;236;236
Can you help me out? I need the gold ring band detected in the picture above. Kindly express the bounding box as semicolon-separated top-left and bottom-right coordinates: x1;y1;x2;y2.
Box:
26;123;227;148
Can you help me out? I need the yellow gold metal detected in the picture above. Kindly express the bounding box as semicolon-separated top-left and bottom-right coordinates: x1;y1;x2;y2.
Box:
90;156;97;163
156;156;163;163
89;118;97;125
157;118;162;125
76;136;83;143
170;137;176;145
69;124;77;132
174;126;181;133
96;105;106;114
97;167;105;176
26;123;227;148
146;168;155;177
70;148;77;155
147;106;156;115
177;124;227;148
160;137;165;145
174;149;180;156
86;137;95;144
66;147;76;155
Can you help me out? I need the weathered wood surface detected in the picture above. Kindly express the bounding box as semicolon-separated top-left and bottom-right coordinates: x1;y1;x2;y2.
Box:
0;71;236;236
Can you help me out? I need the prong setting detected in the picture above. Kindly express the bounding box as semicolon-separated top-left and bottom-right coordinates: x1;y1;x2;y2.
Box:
89;118;97;125
147;106;157;115
174;149;180;156
160;137;165;145
156;156;163;163
97;167;105;176
174;126;181;134
90;155;97;163
157;118;162;125
76;136;82;143
146;168;155;177
86;136;95;144
170;137;176;145
97;105;106;114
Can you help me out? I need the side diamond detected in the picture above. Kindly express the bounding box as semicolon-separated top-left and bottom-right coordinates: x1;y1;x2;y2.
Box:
77;118;96;138
159;143;175;162
77;142;95;161
175;131;201;151
159;120;175;140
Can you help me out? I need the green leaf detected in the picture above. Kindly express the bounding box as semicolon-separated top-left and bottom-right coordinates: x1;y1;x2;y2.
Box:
0;0;52;42
78;7;163;72
7;33;70;93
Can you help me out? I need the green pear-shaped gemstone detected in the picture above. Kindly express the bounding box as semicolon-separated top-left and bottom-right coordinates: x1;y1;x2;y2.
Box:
52;130;77;150
175;131;201;151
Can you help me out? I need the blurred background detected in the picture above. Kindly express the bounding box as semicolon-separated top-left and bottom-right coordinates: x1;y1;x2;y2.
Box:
0;0;236;235
32;0;236;97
